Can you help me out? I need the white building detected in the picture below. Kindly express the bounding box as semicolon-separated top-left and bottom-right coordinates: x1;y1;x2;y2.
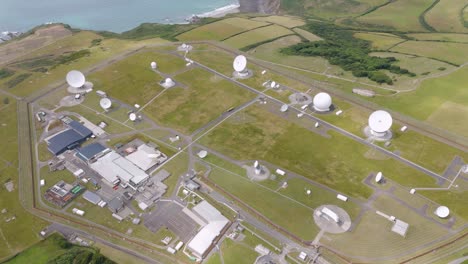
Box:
187;201;230;259
125;144;167;171
90;151;149;190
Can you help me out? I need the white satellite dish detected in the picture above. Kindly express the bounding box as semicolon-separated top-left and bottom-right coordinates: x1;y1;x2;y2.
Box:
254;160;259;168
150;62;157;69
280;104;289;112
369;110;393;133
99;98;112;110
66;70;85;88
375;172;383;183
306;190;311;195
197;150;208;159
129;113;137;121
233;55;247;72
270;81;276;88
435;206;450;218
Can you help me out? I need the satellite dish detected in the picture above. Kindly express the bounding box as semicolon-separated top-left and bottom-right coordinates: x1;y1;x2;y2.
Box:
369;110;393;133
270;81;276;88
150;62;157;69
435;206;450;218
306;190;311;195
280;104;289;112
198;150;208;159
66;70;85;88
129;113;137;121
233;55;247;72
254;160;259;168
375;172;383;183
99;98;112;110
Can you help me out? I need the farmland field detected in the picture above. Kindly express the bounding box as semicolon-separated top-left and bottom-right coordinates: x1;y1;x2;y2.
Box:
390;41;468;65
251;15;305;28
176;18;270;41
357;0;434;31
407;33;468;43
292;28;322;41
223;25;293;49
354;32;405;50
425;0;468;33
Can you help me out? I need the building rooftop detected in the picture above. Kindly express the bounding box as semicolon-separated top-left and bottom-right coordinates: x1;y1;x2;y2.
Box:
391;219;409;237
77;143;108;161
82;190;101;205
46;120;93;155
126;144;167;171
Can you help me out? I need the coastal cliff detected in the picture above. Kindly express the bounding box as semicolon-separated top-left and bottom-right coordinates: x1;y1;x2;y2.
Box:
238;0;280;14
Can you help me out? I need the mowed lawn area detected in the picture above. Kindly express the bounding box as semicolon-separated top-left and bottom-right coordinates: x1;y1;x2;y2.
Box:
201;105;438;199
357;0;434;31
390;41;468;65
87;51;186;106
321;195;449;262
425;0;468;33
176;18;270;41
143;68;256;134
354;33;405;50
207;166;320;241
0;97;18;167
223;25;294;49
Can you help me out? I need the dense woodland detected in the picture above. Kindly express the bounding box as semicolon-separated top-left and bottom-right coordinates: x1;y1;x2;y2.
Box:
281;22;414;84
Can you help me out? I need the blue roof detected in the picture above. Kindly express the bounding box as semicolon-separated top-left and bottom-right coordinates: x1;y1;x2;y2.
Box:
68;121;93;138
77;143;107;161
47;129;85;155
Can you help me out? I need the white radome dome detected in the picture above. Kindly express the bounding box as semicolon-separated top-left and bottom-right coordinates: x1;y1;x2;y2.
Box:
313;92;332;112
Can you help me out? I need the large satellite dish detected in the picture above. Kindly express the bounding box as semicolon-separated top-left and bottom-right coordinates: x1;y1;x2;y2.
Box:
129;113;137;121
375;172;383;183
280;104;289;112
369;110;392;133
99;98;112;110
66;70;86;88
435;206;450;218
270;81;276;88
233;55;247;72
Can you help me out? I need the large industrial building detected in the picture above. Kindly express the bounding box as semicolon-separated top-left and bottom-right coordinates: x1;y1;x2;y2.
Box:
89;150;149;189
46;120;93;155
76;143;110;163
187;201;230;259
126;143;167;171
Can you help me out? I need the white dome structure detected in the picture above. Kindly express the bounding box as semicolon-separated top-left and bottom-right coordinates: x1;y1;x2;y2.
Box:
435;206;450;218
160;77;175;88
368;110;393;137
150;62;157;69
313;92;332;112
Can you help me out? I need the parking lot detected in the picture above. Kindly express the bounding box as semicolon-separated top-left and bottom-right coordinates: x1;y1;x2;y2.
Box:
143;201;199;242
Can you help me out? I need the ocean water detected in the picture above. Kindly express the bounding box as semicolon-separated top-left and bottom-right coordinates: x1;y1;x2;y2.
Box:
1;0;238;33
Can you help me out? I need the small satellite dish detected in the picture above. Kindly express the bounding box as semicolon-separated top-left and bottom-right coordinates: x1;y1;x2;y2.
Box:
150;62;157;69
435;206;450;218
66;70;85;88
306;190;311;195
369;110;393;133
254;160;259;168
280;104;289;112
270;81;276;88
197;150;208;159
99;98;112;110
129;113;137;121
233;55;247;72
375;172;383;183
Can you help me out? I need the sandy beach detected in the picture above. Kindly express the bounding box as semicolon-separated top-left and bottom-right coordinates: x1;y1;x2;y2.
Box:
198;3;240;18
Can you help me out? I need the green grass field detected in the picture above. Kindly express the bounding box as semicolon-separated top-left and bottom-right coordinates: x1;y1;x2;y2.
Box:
425;0;468;33
251;16;305;28
390;41;468;65
354;32;405;50
357;0;434;31
201;105;438;199
407;33;468;43
87;51;179;106
143;67;256;134
370;52;456;76
321;195;449;262
206;237;259;264
176;18;270;41
223;25;294;49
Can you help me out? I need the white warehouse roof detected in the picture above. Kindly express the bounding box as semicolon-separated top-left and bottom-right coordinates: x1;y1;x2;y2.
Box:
188;201;229;259
126;144;166;171
90;151;149;188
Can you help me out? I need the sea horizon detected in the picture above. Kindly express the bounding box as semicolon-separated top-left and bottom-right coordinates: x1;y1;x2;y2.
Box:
1;0;239;33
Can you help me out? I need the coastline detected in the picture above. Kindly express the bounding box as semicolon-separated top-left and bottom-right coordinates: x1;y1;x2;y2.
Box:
198;3;240;18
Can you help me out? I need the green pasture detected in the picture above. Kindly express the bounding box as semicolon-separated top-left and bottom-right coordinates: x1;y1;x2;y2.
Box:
390;41;468;65
407;33;468;43
354;32;404;50
425;0;468;33
251;16;305;28
223;25;293;49
293;28;322;42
